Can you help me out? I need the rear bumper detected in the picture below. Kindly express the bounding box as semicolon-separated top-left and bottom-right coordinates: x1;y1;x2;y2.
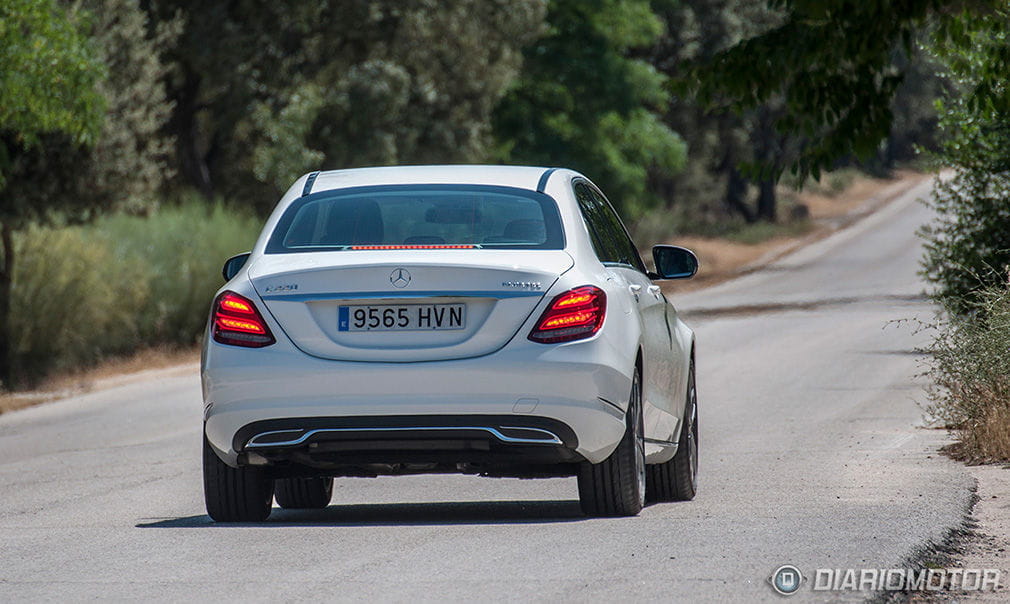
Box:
231;414;585;478
235;414;578;451
202;335;632;467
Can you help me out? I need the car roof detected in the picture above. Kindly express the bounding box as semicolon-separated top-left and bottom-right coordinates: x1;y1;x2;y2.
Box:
308;165;561;194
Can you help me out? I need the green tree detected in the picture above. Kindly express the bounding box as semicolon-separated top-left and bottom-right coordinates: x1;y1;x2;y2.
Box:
150;1;546;209
76;0;177;212
685;0;1003;181
296;0;545;189
0;0;175;387
866;44;948;174
0;0;104;162
921;7;1010;315
648;0;787;224
493;0;685;218
0;0;105;388
146;1;329;201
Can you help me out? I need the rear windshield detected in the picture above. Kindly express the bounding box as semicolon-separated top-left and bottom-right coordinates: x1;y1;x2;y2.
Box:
265;184;564;253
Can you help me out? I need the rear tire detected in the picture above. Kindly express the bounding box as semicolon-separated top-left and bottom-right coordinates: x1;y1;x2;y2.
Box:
203;436;274;522
646;359;698;502
578;367;646;517
275;477;333;509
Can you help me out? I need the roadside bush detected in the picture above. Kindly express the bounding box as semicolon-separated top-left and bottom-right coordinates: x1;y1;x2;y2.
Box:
923;284;1010;462
96;199;262;344
10;226;149;385
920;170;1010;316
7;200;261;387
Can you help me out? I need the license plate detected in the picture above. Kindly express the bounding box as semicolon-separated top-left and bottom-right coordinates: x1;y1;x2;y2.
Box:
338;304;466;332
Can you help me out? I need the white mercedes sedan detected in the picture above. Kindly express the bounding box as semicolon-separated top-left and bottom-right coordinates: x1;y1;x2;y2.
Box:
201;165;698;521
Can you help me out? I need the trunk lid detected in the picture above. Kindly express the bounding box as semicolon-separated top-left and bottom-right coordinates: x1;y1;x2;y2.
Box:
248;250;572;361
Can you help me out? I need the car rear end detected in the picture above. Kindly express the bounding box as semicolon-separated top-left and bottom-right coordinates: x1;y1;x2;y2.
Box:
202;173;634;481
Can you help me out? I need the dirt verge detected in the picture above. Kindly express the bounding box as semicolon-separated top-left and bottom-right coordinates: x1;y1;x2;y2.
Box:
0;346;199;415
668;169;932;292
930;465;1010;602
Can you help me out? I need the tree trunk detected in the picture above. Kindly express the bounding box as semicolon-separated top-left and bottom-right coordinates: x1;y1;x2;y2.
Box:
752;105;781;223
757;179;777;222
172;67;214;198
724;165;756;224
0;222;13;389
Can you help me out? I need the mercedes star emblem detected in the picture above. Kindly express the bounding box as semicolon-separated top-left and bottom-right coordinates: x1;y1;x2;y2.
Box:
390;268;411;288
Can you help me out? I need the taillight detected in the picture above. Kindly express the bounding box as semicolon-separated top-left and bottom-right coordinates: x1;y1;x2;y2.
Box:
212;291;276;348
528;285;607;344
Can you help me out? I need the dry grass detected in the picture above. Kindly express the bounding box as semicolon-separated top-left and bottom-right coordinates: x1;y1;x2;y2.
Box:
969;404;1010;461
943;405;1010;464
670;233;805;292
0;346;199;416
925;285;1010;465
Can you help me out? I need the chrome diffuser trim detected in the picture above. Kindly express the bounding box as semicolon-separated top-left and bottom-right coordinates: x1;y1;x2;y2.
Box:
245;425;564;448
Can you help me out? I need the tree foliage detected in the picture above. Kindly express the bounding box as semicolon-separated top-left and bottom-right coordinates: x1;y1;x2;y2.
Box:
0;0;175;387
930;8;1010;173
647;0;785;224
0;0;104;188
923;174;1010;315
82;0;178;211
0;0;106;388
3;0;175;228
151;0;546;210
685;0;1002;181
493;0;685;218
921;6;1010;315
867;43;948;174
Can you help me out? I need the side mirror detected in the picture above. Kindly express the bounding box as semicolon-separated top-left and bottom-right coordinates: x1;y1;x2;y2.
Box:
222;252;251;281
651;245;699;280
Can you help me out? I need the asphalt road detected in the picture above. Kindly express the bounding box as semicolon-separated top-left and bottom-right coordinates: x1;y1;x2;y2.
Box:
0;178;975;603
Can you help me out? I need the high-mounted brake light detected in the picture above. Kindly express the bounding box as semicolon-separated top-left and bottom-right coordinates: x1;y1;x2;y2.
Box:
350;245;476;250
528;285;607;344
212;291;276;348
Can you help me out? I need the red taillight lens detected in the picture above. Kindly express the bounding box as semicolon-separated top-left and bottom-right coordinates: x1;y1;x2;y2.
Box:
212;291;276;348
528;285;607;344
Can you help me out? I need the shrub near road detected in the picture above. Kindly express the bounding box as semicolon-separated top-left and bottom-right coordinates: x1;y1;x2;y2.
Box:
97;201;261;344
919;9;1010;461
924;285;1010;463
8;201;259;387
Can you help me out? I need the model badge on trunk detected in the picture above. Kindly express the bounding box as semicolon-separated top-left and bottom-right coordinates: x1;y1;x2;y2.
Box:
502;281;542;290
